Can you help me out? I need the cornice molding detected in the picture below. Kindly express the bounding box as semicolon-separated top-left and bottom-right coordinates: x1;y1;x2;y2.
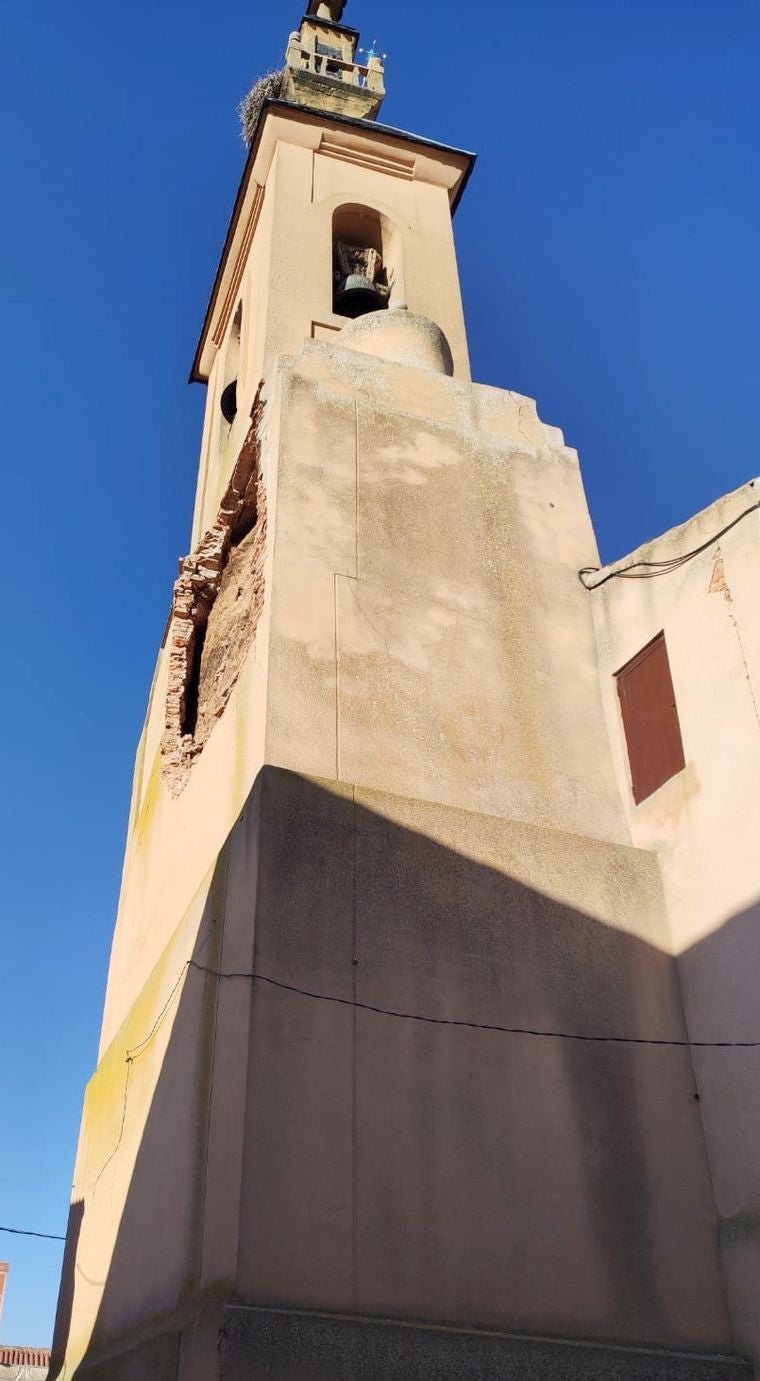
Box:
212;183;265;351
318;135;414;180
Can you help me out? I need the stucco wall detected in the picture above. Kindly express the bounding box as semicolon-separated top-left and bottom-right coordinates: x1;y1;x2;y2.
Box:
58;321;754;1376
191;110;473;544
237;769;728;1350
265;338;629;843
102;329;630;1051
590;481;760;1365
52;769;731;1379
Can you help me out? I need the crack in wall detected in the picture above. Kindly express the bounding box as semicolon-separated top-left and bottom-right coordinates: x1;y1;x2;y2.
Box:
709;548;760;734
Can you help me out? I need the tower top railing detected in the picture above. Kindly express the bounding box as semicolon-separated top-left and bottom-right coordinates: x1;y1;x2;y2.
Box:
283;14;386;118
286;34;385;95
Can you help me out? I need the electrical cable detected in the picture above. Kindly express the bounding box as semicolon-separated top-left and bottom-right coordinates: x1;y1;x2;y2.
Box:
578;499;760;590
63;947;760;1212
91;1061;132;1192
188;961;760;1049
0;1226;65;1242
125;966;190;1063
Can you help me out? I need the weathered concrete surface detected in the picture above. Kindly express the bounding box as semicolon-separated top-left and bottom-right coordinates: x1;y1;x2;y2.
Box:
221;1307;753;1381
238;770;727;1349
54;335;750;1378
51;770;737;1378
265;341;629;844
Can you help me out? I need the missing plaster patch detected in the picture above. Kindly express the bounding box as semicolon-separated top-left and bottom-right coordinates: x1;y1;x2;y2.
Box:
162;388;267;795
708;549;732;602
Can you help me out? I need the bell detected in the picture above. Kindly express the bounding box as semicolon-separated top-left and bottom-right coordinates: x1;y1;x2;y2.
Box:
334;274;388;320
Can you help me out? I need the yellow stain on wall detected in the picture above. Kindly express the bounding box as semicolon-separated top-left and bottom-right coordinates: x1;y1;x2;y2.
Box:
57;858;224;1379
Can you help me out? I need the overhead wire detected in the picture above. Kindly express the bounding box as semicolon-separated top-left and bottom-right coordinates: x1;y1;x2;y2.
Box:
0;1225;65;1242
21;948;760;1237
578;498;760;590
188;961;760;1049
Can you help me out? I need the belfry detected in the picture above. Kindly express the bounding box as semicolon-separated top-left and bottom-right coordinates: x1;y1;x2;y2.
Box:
51;3;760;1379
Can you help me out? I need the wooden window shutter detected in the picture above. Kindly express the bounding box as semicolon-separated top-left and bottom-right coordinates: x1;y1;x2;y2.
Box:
616;632;685;804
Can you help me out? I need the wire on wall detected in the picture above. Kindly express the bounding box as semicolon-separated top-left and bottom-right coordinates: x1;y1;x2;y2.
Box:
25;949;760;1236
578;499;760;590
0;1225;65;1242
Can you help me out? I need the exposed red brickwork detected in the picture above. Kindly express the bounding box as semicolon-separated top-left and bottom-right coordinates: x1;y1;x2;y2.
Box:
0;1348;50;1367
708;551;732;602
162;389;267;795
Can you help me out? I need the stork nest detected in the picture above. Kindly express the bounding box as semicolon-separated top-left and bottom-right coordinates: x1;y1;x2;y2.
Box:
238;69;287;147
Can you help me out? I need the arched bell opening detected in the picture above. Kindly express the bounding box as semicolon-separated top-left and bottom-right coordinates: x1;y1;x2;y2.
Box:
332;205;392;320
220;381;238;425
220;302;242;425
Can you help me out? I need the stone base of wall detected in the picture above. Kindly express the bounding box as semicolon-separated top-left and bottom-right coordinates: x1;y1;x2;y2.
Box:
222;1307;752;1381
59;1305;753;1381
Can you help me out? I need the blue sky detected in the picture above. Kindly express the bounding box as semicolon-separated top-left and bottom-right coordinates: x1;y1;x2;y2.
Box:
0;0;758;1348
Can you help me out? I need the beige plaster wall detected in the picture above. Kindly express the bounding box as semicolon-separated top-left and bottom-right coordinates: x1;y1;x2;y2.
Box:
255;134;470;383
51;866;224;1378
97;382;282;1053
103;325;629;1048
590;480;760;1365
108;94;477;1035
191;184;277;545
265;337;629;843
52;768;730;1380
237;769;728;1349
58;275;746;1375
191;110;472;539
50;772;273;1381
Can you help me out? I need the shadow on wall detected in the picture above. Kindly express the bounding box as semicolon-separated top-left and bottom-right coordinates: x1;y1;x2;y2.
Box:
49;1200;84;1376
50;769;752;1379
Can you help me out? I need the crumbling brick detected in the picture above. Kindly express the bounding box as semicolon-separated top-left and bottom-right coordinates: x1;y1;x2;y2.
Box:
161;389;268;796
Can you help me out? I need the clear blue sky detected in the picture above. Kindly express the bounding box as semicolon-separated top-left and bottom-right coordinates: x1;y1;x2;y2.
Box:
1;0;758;1348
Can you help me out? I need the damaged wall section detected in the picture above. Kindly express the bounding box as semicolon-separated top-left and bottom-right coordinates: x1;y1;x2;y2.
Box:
162;390;268;795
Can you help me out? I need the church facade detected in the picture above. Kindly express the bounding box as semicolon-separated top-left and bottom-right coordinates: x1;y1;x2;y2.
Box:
50;4;760;1378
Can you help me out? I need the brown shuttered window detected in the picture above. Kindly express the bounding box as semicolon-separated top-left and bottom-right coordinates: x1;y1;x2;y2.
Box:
616;632;685;804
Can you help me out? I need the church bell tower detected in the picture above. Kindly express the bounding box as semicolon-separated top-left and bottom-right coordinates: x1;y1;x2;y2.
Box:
50;5;745;1381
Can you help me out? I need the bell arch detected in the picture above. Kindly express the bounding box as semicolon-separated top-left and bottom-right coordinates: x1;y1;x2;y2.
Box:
331;203;406;319
220;301;242;425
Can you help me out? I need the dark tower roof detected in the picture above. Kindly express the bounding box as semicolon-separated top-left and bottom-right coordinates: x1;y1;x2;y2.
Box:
306;0;348;21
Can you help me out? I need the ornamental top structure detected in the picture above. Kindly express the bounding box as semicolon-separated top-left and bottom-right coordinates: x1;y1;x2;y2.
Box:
284;0;385;121
306;0;348;22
